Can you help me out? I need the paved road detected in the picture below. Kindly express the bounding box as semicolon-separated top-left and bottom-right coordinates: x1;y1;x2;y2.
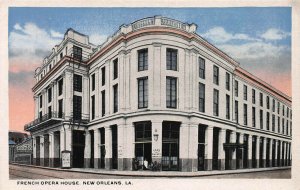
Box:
9;164;290;179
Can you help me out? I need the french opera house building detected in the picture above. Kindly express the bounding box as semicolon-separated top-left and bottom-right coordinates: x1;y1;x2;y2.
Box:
24;16;292;172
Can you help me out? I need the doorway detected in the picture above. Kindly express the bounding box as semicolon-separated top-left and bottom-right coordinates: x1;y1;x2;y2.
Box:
198;125;206;171
72;130;85;168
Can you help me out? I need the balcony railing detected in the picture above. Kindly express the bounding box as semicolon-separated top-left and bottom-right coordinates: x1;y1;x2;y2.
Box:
67;46;91;63
24;111;64;131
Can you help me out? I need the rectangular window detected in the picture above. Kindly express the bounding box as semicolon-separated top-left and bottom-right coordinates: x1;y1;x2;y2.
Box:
226;95;230;119
138;77;148;109
73;46;82;61
260;93;263;107
48;106;52;118
287;107;289;117
166;48;178;71
48;88;52;103
91;95;95;120
252;107;256;127
39;111;42;119
235;80;238;97
213;89;219;116
113;84;118;113
101;90;105;116
166;77;177;108
277;102;280;114
199;57;205;79
199;83;205;112
113;59;118;79
252;89;256;104
244;104;248;126
282;118;285;134
58;99;63;118
235;101;239;123
278;116;280;133
226;72;230;90
73;74;82;92
243;85;247;101
39;95;43;108
73;95;82;121
138;48;148;71
266;112;270;130
101;67;105;86
91;73;95;91
266;96;270;109
282;105;285;116
272;114;275;132
58;78;63;96
286;121;289;135
260;110;263;129
272;99;275;112
213;65;219;85
60;53;63;59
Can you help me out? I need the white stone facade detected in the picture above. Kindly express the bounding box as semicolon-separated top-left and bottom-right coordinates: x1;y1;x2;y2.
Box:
25;16;292;172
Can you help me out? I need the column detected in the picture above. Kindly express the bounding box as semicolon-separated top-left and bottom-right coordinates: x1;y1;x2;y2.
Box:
33;136;36;165
184;49;191;110
179;123;189;171
256;136;260;168
94;129;100;169
262;137;266;167
248;135;253;168
49;132;55;167
40;135;45;166
269;139;273;167
152;43;162;109
239;133;244;169
274;139;278;167
218;129;226;170
65;125;72;151
117;124;126;170
105;126;112;169
204;126;213;171
190;49;198;111
84;130;91;168
289;142;292;166
118;50;126;112
64;71;73;120
278;140;282;167
152;120;162;170
124;50;131;111
34;96;38;119
189;124;198;172
230;131;236;170
125;124;135;170
283;142;287;166
95;68;99;118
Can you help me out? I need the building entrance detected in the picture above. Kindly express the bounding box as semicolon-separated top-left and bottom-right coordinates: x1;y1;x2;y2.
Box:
252;136;257;168
198;125;206;171
72;130;85;168
36;136;40;166
162;121;179;171
111;125;118;169
134;121;152;170
212;128;219;170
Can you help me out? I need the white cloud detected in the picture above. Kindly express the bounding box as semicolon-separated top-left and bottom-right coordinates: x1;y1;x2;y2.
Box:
89;33;107;45
13;23;23;31
202;26;258;43
260;28;290;41
218;42;288;60
50;30;63;38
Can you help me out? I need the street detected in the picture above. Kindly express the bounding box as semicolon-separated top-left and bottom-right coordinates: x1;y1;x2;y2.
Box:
9;164;291;179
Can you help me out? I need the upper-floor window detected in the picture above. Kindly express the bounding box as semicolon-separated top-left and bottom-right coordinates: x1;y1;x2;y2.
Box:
252;89;256;104
287;107;289;117
235;100;239;123
243;104;248;126
73;95;82;121
235;80;238;97
58;99;63;118
60;53;63;59
226;95;230;119
113;59;118;80
73;74;82;92
91;73;95;91
282;118;285;134
101;90;105;116
226;73;230;91
243;85;247;101
73;46;82;61
252;107;256;127
277;102;280;114
260;110;263;129
48;88;52;103
272;99;275;112
138;48;148;71
166;48;178;71
213;66;219;85
91;95;95;120
199;57;205;79
266;96;270;109
166;77;177;108
113;84;118;113
272;114;275;132
266;112;270;130
278;116;280;133
213;89;219;116
282;105;285;116
58;78;63;96
199;83;205;113
39;95;43;108
259;93;263;107
49;64;52;70
138;77;148;109
101;67;105;86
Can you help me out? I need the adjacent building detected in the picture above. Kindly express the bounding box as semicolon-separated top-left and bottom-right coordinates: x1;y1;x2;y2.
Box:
24;16;292;172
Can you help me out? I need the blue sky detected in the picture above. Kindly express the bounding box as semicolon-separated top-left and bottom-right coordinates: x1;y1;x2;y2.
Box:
8;7;292;131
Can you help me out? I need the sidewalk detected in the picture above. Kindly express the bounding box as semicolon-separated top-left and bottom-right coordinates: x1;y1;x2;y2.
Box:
11;163;291;177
